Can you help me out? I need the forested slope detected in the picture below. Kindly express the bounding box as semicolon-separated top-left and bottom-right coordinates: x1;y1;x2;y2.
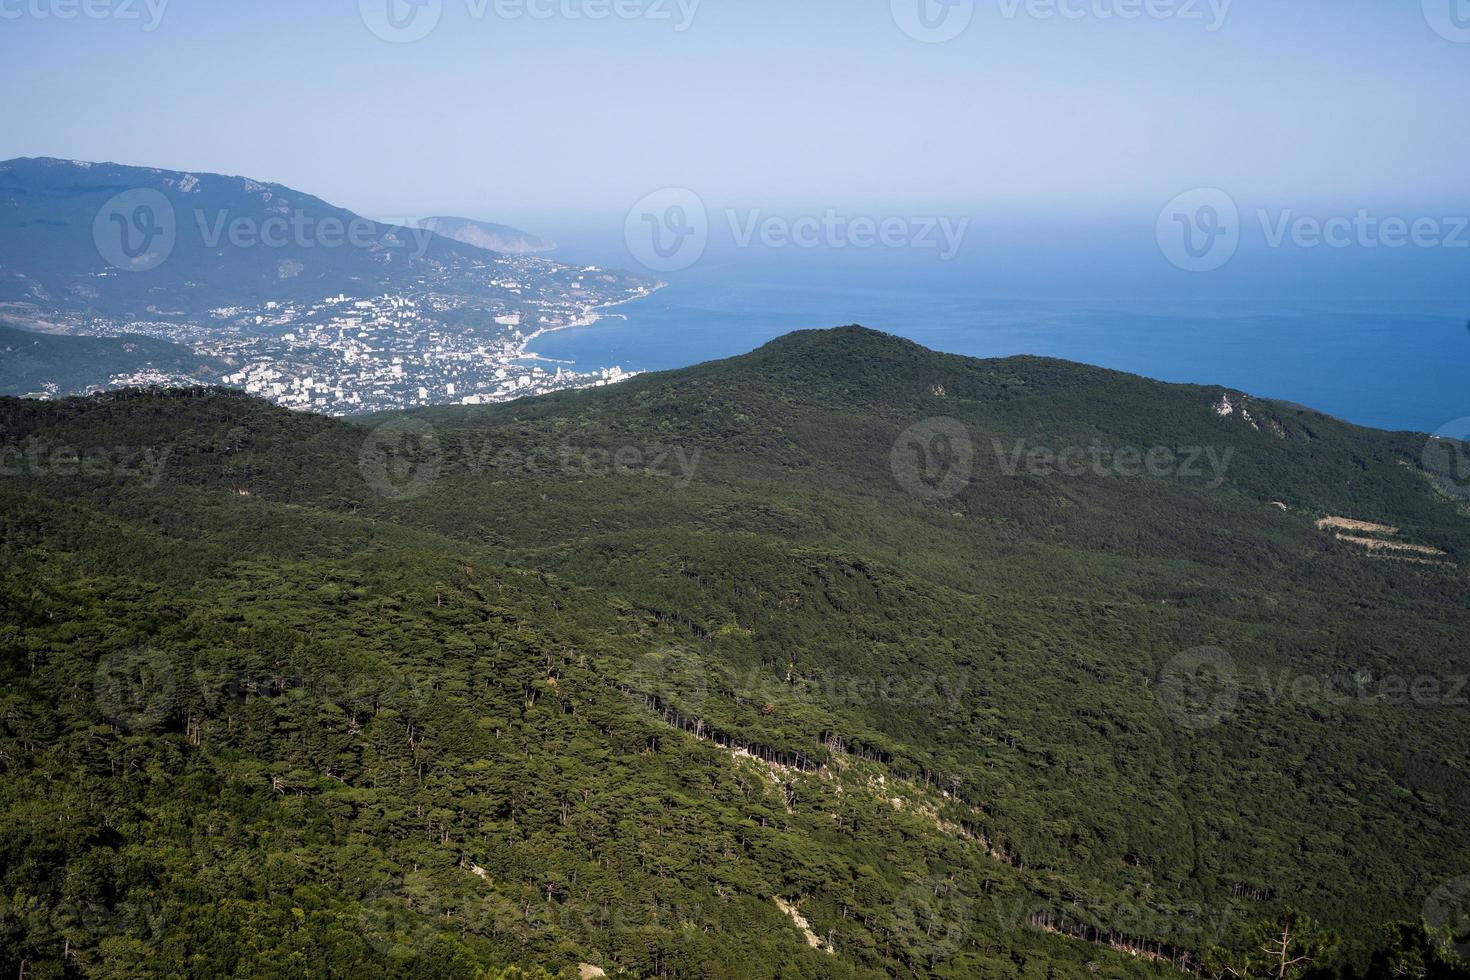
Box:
2;327;1467;978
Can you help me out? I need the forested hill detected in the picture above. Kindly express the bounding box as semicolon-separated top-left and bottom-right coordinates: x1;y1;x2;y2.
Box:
2;326;1469;978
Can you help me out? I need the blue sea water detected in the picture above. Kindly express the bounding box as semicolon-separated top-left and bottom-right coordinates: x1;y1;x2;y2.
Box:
527;232;1469;434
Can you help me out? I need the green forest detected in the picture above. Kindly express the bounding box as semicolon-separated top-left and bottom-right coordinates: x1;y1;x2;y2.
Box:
2;327;1468;977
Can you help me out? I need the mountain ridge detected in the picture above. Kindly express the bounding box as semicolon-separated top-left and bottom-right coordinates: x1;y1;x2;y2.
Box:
0;156;650;322
416;215;557;255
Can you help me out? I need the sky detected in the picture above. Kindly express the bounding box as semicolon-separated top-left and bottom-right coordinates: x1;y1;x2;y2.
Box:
3;0;1470;228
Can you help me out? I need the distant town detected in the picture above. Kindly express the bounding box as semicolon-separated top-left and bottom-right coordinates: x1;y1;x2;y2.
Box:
59;257;659;415
0;160;664;412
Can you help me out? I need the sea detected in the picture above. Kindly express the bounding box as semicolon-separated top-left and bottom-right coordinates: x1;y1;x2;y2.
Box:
523;219;1470;434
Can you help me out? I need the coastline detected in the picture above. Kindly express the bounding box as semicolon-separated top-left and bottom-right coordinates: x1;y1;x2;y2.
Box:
518;283;663;367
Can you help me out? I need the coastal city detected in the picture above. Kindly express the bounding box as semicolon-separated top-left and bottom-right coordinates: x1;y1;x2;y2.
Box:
57;258;659;415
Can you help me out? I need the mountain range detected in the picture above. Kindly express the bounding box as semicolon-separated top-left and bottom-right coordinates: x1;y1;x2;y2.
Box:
0;156;641;326
416;216;557;255
2;326;1467;978
0;157;465;320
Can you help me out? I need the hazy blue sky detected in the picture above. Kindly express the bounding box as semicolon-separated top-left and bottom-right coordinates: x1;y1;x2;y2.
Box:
3;0;1469;222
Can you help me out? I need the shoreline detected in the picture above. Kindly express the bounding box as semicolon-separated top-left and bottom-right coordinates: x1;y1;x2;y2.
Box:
518;284;663;368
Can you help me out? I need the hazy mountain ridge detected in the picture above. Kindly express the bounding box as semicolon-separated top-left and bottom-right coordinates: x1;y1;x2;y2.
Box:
416;215;557;254
0;156;466;317
0;157;637;321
